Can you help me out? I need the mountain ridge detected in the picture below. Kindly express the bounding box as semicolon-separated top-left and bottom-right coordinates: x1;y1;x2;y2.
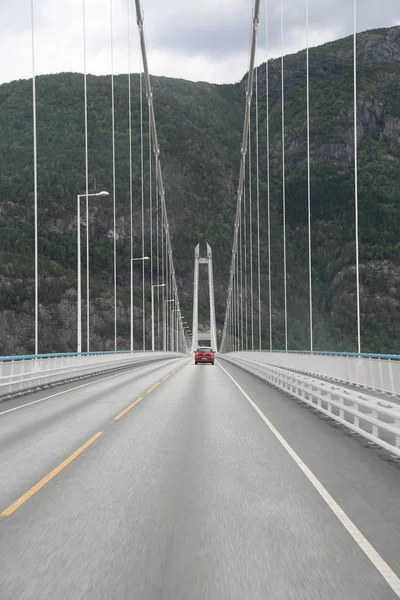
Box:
0;25;400;354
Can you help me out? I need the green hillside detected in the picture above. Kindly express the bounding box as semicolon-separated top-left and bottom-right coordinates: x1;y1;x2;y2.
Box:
0;25;400;354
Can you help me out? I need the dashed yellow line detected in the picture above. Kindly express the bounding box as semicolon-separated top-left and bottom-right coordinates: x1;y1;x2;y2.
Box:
147;382;161;394
1;361;190;518
114;397;143;421
117;362;185;415
1;432;103;517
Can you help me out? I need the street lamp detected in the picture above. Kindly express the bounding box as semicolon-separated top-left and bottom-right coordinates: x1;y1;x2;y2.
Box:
77;190;109;353
152;283;165;351
131;256;149;351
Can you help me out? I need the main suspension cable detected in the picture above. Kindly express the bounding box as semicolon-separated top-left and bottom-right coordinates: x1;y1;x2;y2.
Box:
135;0;183;352
220;0;260;352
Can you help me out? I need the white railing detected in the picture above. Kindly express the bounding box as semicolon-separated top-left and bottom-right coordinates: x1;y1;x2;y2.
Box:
220;354;400;459
0;351;183;399
227;351;400;396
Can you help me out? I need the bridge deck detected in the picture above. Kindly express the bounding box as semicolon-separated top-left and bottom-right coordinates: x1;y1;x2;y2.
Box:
0;358;399;599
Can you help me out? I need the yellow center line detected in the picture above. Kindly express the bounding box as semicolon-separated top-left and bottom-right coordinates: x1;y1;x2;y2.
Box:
162;375;170;381
170;370;177;374
114;397;143;421
147;381;161;394
1;432;103;517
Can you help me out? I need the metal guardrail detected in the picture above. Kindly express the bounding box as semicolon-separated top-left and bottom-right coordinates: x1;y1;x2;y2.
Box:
227;351;400;397
0;351;183;399
220;355;400;459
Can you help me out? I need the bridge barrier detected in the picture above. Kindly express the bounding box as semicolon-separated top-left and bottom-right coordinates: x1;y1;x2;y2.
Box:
226;351;400;397
220;354;400;459
0;351;184;399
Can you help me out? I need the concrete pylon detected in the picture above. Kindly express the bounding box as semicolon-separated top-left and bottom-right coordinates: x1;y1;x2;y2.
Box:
191;243;218;352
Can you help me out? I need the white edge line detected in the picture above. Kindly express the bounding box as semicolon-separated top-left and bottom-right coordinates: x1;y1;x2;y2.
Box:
217;360;400;597
0;371;134;416
0;358;185;417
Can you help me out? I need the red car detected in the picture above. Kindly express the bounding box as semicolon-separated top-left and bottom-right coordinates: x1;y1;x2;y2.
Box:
194;347;215;365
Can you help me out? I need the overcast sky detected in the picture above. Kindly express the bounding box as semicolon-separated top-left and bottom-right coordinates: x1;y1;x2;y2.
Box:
1;0;399;86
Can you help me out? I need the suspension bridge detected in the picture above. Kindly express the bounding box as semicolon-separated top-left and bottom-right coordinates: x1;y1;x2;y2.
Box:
1;0;400;598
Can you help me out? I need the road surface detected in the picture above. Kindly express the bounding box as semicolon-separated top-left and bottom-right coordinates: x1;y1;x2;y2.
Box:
0;356;399;599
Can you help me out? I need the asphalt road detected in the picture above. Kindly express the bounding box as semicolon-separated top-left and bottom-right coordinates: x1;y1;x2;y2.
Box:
0;356;399;599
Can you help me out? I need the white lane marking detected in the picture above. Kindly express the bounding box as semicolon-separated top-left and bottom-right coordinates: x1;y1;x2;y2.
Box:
0;360;183;418
217;361;400;598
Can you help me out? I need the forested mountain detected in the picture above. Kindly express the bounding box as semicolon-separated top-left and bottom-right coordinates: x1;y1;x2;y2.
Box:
1;25;400;355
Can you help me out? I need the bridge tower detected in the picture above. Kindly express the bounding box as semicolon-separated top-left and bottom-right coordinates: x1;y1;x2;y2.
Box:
191;243;218;352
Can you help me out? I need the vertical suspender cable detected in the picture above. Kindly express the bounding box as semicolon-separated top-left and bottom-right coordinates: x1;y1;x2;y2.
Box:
164;244;167;350
354;0;361;354
170;250;173;348
110;0;117;351
239;246;241;351
233;266;236;350
236;260;239;350
230;273;232;351
156;164;160;348
266;1;272;351
239;207;244;350
306;0;313;352
128;0;134;352
233;267;235;351
164;237;167;350
140;70;145;350
149;105;153;312
237;257;239;351
231;272;235;350
161;192;165;349
255;64;261;350
31;0;38;355
249;84;254;350
167;232;170;349
83;0;90;353
165;243;171;351
237;259;239;351
244;158;248;350
170;247;172;348
281;0;288;351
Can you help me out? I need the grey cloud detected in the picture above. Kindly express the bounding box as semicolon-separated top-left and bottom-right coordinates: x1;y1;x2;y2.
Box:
0;0;399;85
143;0;400;59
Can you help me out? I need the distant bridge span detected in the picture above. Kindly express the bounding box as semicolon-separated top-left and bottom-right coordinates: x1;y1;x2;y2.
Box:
191;243;218;352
